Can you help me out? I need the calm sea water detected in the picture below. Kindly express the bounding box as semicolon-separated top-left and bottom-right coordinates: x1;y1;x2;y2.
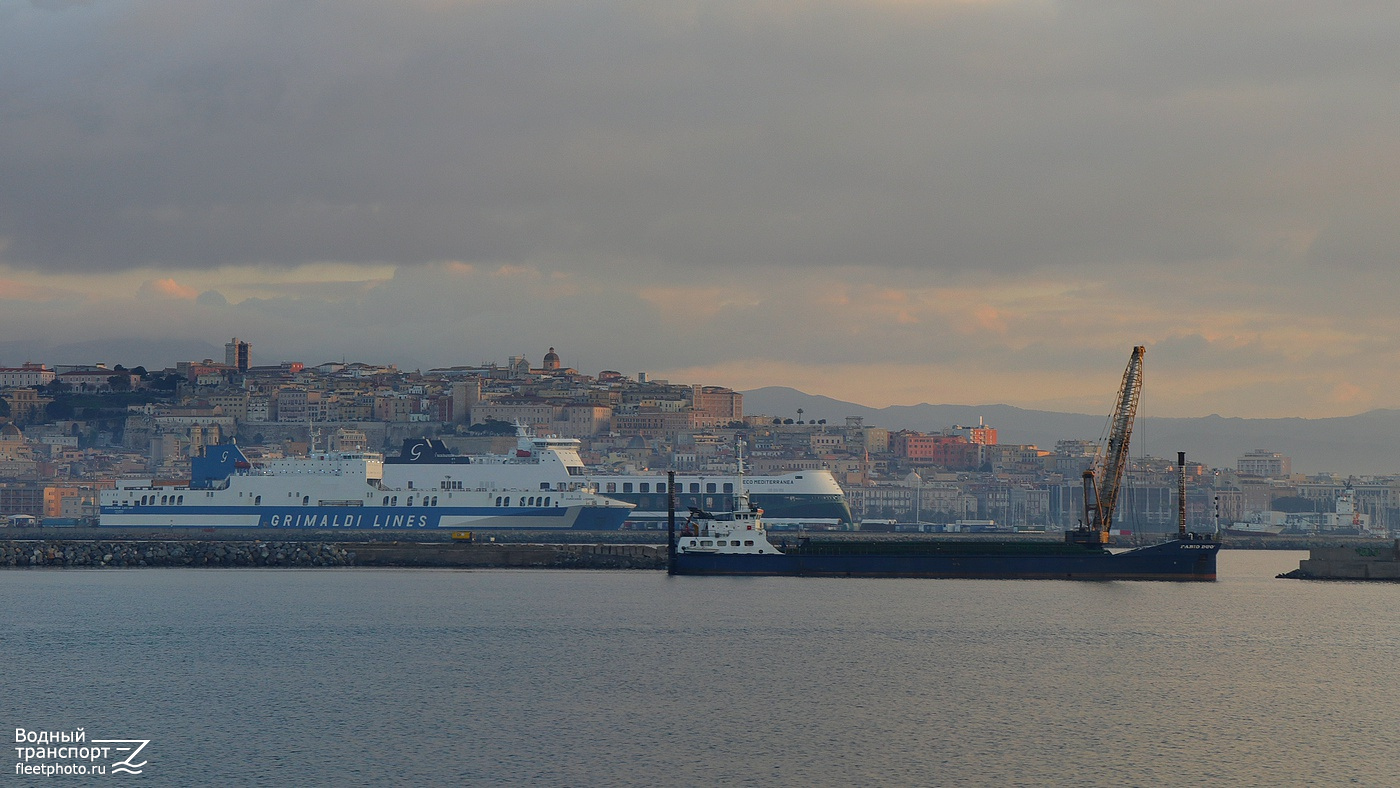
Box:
5;551;1399;787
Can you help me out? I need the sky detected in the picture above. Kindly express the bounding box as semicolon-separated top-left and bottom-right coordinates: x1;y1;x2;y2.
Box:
4;0;1400;419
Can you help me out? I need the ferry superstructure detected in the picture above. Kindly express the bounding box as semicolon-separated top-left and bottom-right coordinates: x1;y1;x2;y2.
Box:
382;430;855;529
99;442;633;531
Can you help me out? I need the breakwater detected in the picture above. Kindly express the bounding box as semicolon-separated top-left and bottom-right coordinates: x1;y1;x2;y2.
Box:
1278;540;1400;581
0;539;666;570
0;540;355;568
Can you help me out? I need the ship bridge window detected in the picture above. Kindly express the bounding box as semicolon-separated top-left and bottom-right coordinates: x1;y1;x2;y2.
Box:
519;497;526;506
177;495;184;505
383;496;390;506
657;483;666;493
540;482;550;490
723;483;733;494
544;497;551;507
407;497;414;507
707;483;716;494
407;481;414;489
431;496;438;506
623;483;633;493
689;483;699;494
745;540;754;546
640;483;650;493
606;483;616;493
391;496;398;506
731;541;741;546
495;496;502;506
254;496;261;505
302;495;310;506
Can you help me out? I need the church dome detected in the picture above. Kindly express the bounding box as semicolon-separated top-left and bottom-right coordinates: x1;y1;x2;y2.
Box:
543;347;561;371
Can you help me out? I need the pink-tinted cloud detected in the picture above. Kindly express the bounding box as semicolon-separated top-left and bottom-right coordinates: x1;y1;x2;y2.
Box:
138;278;200;300
0;278;65;302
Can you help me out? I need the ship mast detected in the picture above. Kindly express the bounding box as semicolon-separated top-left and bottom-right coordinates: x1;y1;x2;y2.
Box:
1074;346;1145;546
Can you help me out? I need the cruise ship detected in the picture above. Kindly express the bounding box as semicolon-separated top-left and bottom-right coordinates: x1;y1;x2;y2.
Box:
583;470;852;528
385;430;855;529
99;442;634;531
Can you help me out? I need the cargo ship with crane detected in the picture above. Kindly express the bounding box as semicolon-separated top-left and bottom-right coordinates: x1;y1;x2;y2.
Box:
668;346;1220;580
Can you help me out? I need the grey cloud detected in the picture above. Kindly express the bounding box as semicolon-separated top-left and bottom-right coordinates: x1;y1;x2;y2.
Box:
4;1;1400;275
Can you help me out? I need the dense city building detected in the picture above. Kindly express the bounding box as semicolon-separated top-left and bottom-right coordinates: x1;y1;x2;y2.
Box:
0;339;1396;535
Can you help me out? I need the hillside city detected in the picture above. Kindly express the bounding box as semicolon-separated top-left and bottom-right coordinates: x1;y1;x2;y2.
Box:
0;340;1390;535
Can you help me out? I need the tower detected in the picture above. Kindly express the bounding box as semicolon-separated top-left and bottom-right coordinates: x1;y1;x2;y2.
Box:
225;338;251;373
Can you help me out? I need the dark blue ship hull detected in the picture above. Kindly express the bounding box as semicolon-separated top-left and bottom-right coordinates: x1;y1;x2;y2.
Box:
671;537;1218;581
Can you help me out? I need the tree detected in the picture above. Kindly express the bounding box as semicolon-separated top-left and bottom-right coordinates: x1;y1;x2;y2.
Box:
46;399;75;420
148;372;181;391
1272;496;1319;513
0;398;9;419
108;374;131;392
467;419;516;436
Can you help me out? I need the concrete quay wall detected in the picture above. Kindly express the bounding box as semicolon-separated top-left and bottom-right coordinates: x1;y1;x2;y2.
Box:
350;542;665;569
0;539;666;570
1282;540;1400;580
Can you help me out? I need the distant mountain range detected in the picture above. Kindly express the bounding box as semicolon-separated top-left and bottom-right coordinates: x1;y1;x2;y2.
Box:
741;386;1400;477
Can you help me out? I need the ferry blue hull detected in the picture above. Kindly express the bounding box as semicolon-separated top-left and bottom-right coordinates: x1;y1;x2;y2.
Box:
98;504;632;531
671;538;1218;581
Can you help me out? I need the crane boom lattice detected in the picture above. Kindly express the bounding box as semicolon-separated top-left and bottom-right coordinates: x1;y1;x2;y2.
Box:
1072;346;1145;547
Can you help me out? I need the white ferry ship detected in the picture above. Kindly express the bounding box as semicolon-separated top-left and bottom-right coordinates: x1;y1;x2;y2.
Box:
99;442;634;531
384;429;855;529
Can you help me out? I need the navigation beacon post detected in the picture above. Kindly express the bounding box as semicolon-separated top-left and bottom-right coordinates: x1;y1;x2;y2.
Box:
666;470;677;574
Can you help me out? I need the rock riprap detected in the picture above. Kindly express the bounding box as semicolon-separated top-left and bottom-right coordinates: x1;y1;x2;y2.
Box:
0;540;354;568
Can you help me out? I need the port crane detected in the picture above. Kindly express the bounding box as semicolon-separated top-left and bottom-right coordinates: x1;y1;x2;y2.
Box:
1071;346;1145;547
